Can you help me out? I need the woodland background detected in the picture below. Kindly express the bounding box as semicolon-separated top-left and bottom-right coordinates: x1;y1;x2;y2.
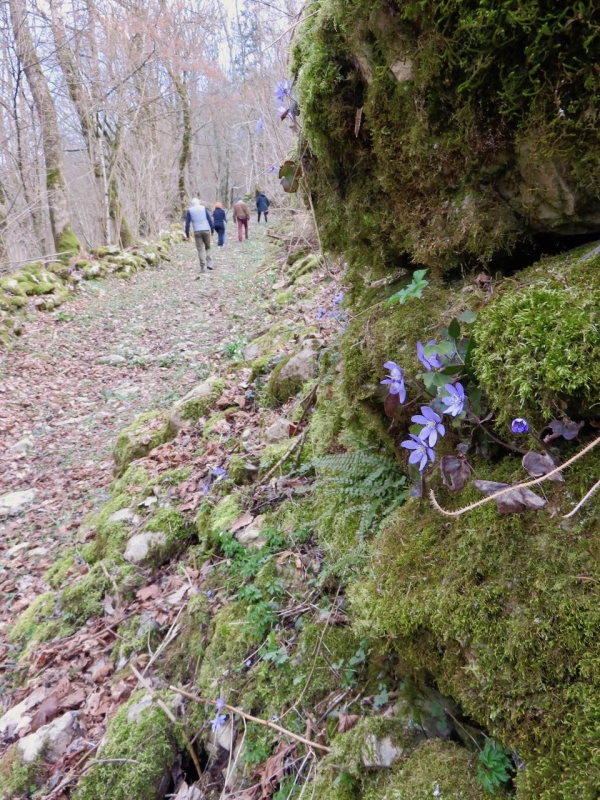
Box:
0;0;298;267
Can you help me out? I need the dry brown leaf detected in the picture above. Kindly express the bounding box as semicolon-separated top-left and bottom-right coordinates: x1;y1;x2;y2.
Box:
337;714;359;733
136;584;161;601
230;511;254;533
260;743;295;798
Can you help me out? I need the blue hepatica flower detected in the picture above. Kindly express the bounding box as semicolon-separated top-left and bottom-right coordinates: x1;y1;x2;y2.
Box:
213;466;228;479
315;308;326;320
401;433;435;472
210;714;227;732
417;340;443;371
441;382;466;417
255;117;263;136
412;406;446;447
511;417;529;434
274;80;292;103
381;361;406;403
215;697;226;712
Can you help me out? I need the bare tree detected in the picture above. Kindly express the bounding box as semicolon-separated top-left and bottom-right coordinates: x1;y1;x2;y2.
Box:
9;0;79;257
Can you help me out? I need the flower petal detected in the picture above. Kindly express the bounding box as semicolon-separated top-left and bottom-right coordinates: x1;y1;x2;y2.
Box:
401;439;420;450
409;450;423;465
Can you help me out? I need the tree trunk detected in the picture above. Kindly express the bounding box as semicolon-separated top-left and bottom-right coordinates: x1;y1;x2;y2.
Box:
9;0;79;260
170;72;191;214
49;0;109;243
0;179;8;264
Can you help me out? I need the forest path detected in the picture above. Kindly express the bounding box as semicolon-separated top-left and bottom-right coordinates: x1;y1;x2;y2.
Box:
0;221;273;619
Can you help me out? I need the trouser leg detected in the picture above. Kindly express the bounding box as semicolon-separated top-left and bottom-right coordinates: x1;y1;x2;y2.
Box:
202;230;212;267
237;219;243;241
257;211;262;223
194;232;206;269
264;211;268;222
217;228;225;246
243;219;249;239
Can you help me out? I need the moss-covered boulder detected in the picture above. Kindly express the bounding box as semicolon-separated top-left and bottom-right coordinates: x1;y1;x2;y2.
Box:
73;692;178;800
348;441;600;799
168;377;226;432
473;241;600;426
266;344;319;406
113;410;172;476
292;0;600;276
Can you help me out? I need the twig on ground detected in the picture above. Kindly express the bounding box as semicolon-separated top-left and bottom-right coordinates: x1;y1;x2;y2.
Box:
260;430;307;486
169;685;331;753
563;476;600;519
42;752;133;799
430;434;600;518
131;665;203;779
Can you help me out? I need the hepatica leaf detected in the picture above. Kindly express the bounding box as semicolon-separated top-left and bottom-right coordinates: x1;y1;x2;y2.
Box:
522;451;564;482
440;455;471;492
473;480;547;514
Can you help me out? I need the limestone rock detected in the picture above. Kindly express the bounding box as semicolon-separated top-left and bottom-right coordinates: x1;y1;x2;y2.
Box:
113;410;171;476
108;507;140;525
361;735;404;769
168;377;225;432
124;531;167;565
266;343;319;406
98;354;127;366
0;488;35;516
235;515;267;548
265;418;291;444
390;58;413;82
18;711;80;763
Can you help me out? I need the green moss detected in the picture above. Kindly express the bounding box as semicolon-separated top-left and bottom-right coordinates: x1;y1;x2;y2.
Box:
197;601;263;698
112;465;150;495
60;564;110;624
259;435;311;475
228;455;254;485
265;354;307;407
113;410;172;476
0;745;46;799
363;740;492;800
161;593;211;683
9;592;56;645
45;551;77;588
349;445;600;799
473;244;600;425
141;506;194;565
169;377;226;432
275;289;294;305
56;227;80;261
207;494;243;539
74;691;177;800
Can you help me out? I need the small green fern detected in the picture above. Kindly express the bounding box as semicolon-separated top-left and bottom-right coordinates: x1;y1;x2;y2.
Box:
313;448;408;542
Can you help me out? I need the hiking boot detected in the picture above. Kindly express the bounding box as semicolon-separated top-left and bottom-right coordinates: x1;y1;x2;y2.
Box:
207;262;214;271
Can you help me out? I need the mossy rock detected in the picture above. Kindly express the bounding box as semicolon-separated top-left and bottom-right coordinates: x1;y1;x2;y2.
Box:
197;600;263;697
113;410;172;476
289;254;322;283
196;494;243;546
265;345;319;407
73;692;178;800
472;242;600;426
363;739;495;800
168;377;226;432
0;745;46;799
292;0;600;275
349;444;600;799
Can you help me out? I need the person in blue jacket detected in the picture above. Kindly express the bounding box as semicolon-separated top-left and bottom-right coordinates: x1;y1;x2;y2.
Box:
185;198;214;272
213;202;227;247
256;192;270;223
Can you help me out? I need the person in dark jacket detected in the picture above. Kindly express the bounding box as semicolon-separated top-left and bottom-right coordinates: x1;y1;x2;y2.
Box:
256;192;270;223
213;202;227;247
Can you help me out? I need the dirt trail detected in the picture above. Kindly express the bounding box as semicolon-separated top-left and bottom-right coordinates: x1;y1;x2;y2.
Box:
0;223;273;628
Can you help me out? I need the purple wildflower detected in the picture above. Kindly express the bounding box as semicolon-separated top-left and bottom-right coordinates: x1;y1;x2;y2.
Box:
255;117;263;136
274;80;292;102
213;466;228;479
401;433;435;472
215;697;226;711
381;361;406;404
267;164;278;174
202;480;211;496
441;383;466;417
206;589;213;598
411;406;446;447
417;340;443;371
333;292;344;306
511;418;529;434
315;308;326;320
210;714;227;732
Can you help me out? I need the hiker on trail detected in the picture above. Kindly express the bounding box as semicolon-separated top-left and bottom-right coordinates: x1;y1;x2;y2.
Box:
213;202;227;247
256;192;270;223
185;198;214;273
233;196;250;242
